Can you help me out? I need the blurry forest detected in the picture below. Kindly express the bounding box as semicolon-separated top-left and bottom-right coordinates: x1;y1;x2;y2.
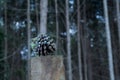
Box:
0;0;120;80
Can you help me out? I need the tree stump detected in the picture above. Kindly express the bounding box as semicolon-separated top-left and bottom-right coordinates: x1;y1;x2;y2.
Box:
31;56;65;80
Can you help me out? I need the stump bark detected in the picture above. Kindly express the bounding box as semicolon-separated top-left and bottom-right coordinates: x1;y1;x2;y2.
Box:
31;56;65;80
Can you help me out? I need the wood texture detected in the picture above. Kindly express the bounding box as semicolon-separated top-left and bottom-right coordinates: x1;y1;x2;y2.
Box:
31;56;65;80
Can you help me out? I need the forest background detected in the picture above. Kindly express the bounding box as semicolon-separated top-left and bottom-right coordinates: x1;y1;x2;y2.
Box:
0;0;120;80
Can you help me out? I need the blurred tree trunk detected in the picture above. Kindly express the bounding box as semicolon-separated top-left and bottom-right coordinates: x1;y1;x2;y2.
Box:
103;0;115;80
116;0;120;47
116;0;120;55
55;0;59;54
82;0;88;80
40;0;48;34
35;0;40;33
87;46;92;80
27;0;31;80
4;1;8;80
77;0;83;80
66;0;72;80
114;0;120;79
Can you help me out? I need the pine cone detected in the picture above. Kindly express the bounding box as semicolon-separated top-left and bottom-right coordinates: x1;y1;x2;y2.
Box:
36;34;56;56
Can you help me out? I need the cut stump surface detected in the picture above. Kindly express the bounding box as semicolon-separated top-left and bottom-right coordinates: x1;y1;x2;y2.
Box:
31;56;65;80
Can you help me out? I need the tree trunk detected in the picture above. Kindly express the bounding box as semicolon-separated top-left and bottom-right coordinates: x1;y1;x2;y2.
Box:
103;0;115;80
55;0;59;54
4;1;8;80
40;0;48;34
116;0;120;47
82;0;88;80
87;50;92;80
35;0;40;33
66;0;72;80
77;0;83;80
27;0;31;80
